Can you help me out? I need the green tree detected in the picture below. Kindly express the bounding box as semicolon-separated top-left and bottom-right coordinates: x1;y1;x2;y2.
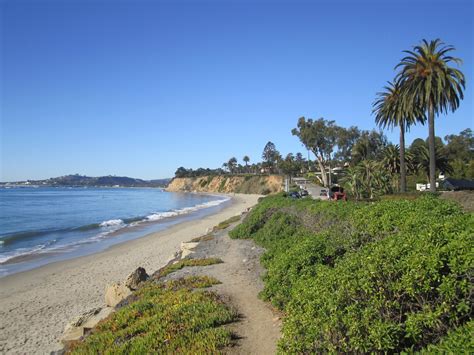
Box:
340;166;362;200
295;152;307;173
334;126;361;164
351;130;388;165
382;144;401;191
445;128;474;161
415;144;453;182
262;142;279;173
227;157;237;174
444;129;474;178
409;138;426;154
175;167;189;178
357;160;392;199
396;39;465;191
291;117;339;187
373;80;425;192
280;153;300;179
382;144;400;175
274;152;283;174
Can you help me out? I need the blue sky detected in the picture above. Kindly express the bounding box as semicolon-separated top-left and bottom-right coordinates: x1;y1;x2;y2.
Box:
1;0;473;181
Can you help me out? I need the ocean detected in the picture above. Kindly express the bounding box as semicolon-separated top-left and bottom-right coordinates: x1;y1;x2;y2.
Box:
0;187;230;277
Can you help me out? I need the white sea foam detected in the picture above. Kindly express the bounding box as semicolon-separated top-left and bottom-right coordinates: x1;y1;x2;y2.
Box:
145;197;230;221
0;244;48;264
146;211;179;221
100;219;124;227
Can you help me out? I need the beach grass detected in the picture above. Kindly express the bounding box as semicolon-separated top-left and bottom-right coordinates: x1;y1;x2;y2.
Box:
68;276;237;354
214;215;241;231
190;233;215;242
153;258;223;280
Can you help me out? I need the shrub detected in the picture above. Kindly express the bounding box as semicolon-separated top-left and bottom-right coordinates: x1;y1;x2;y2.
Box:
230;194;473;352
282;211;473;352
420;321;474;353
218;177;227;192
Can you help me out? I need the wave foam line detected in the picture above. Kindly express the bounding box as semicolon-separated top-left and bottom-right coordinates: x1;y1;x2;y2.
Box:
99;219;124;227
145;197;230;221
0;239;58;264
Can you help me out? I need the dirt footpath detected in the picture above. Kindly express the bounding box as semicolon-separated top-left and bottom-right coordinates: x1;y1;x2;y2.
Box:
162;223;282;354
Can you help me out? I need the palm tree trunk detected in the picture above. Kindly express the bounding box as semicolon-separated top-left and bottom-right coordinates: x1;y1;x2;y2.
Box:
428;102;436;192
399;121;407;193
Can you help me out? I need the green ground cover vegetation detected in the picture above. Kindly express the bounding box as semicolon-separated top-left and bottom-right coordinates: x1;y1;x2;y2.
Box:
69;275;236;354
230;194;473;353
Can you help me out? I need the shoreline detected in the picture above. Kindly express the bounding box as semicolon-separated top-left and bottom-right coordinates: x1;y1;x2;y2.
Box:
0;193;261;354
0;190;231;276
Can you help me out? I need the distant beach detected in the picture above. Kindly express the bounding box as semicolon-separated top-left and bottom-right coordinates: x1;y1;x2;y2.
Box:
0;193;260;353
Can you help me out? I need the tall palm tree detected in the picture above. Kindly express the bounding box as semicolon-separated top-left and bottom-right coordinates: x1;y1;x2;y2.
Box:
243;156;250;173
373;81;425;192
396;39;465;192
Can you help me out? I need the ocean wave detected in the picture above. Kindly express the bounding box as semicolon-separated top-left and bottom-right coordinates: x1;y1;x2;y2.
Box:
99;219;124;227
0;229;59;246
123;216;145;224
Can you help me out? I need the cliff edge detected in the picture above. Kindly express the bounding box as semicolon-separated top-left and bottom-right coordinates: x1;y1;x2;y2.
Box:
166;175;283;195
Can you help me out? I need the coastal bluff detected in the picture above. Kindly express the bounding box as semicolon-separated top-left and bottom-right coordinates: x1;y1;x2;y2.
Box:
166;175;283;194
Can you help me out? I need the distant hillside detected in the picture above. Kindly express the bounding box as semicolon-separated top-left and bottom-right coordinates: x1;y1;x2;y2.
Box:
2;175;171;188
166;175;284;194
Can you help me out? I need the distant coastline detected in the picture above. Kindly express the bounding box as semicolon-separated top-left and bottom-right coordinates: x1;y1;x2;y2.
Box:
0;174;171;188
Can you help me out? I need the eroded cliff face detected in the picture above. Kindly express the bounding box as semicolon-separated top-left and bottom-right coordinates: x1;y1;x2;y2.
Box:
166;175;283;195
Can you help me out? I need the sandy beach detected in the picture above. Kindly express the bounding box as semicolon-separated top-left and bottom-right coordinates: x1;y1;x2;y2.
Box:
0;193;261;354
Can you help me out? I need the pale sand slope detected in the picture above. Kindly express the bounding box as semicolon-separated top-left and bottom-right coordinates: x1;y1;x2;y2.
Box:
0;194;261;354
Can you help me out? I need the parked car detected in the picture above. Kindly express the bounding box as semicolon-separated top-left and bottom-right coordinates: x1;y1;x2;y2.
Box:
329;185;347;201
300;189;309;197
319;189;329;200
288;191;301;199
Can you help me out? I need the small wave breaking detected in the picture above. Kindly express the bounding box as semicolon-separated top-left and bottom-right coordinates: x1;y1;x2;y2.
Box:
145;197;230;221
99;219;124;227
